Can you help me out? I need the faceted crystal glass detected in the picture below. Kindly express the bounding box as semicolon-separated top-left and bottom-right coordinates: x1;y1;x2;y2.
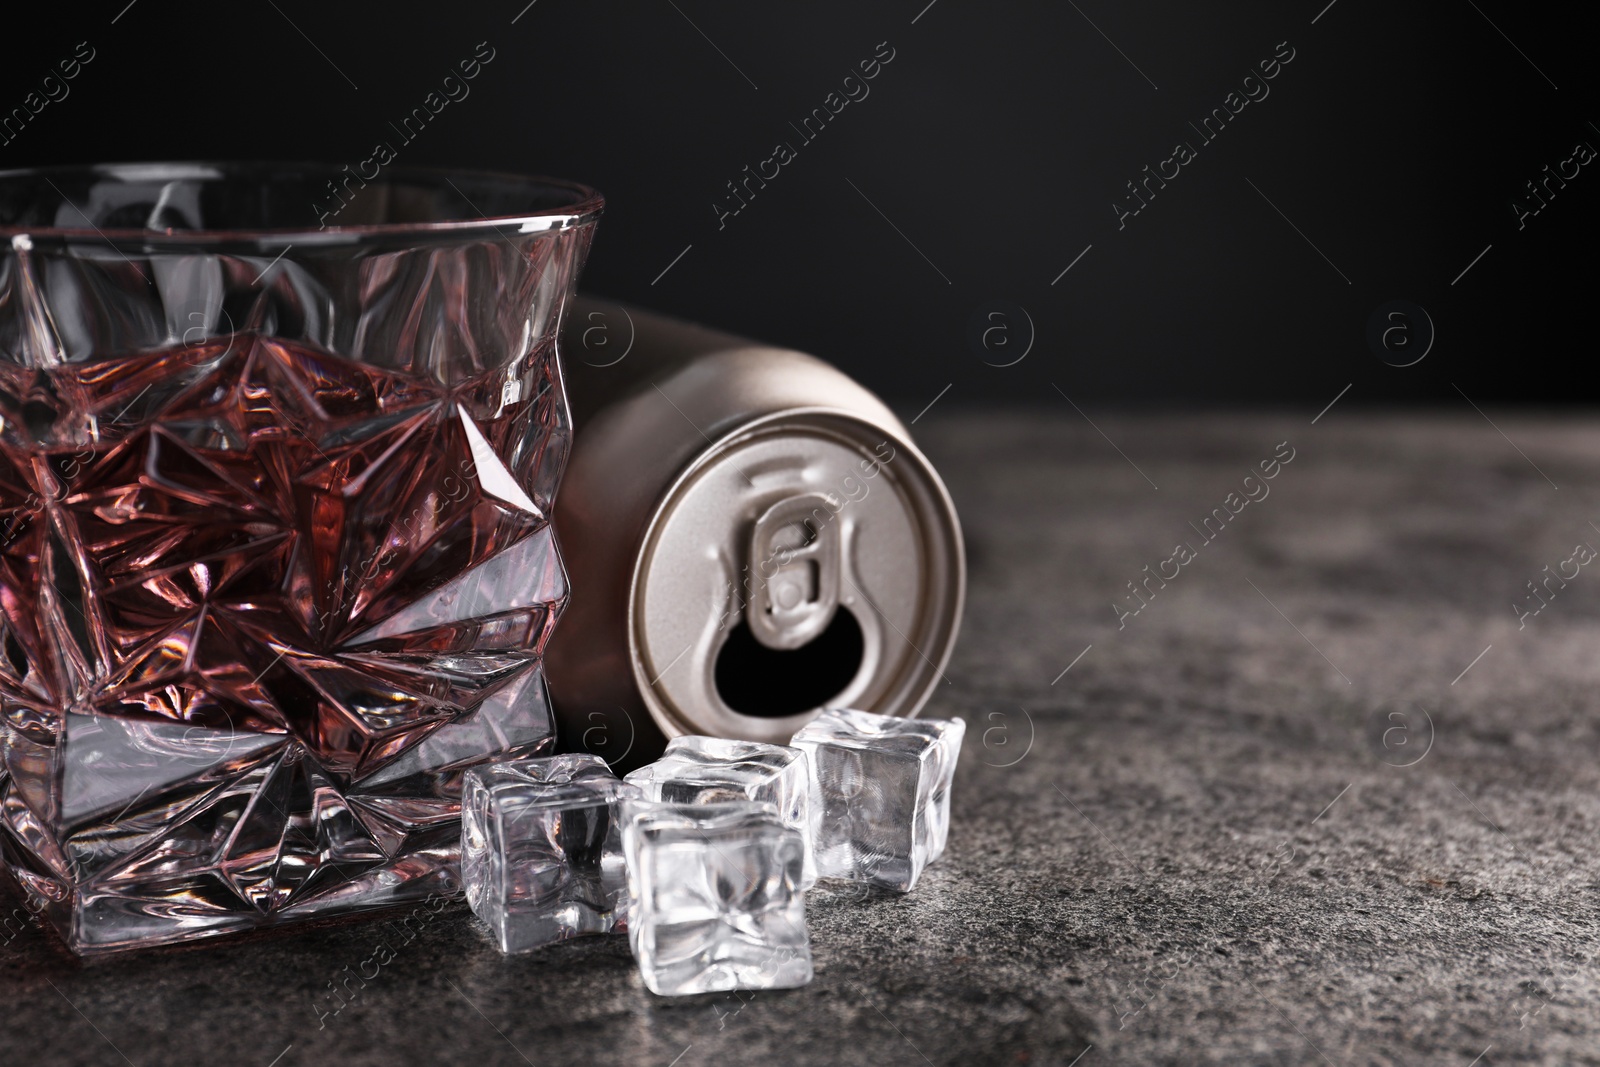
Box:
0;163;601;954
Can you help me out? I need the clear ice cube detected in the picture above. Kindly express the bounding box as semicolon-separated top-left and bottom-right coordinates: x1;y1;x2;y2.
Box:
789;708;966;892
622;799;812;996
624;735;819;888
461;753;635;954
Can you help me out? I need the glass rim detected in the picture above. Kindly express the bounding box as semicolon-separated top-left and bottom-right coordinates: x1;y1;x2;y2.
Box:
0;160;604;248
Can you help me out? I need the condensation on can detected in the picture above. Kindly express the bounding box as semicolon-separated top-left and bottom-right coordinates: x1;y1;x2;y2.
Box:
543;300;963;770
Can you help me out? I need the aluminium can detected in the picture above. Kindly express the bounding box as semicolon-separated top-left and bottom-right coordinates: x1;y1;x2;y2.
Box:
542;298;964;770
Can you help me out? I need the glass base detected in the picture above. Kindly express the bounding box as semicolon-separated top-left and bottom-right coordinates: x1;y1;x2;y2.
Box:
1;672;555;957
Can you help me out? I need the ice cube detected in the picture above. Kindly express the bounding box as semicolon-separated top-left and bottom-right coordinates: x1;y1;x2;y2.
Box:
624;735;819;888
622;799;812;996
461;753;635;954
789;708;966;892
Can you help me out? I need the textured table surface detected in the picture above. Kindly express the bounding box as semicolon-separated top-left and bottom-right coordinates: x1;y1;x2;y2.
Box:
5;411;1598;1067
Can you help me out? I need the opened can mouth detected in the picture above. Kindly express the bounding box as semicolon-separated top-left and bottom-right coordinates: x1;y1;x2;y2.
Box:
0;161;603;248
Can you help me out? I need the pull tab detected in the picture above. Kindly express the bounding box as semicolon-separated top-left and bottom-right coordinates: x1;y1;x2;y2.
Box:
746;493;841;650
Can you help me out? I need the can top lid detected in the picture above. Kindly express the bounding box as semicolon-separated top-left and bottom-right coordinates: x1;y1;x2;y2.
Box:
628;408;964;745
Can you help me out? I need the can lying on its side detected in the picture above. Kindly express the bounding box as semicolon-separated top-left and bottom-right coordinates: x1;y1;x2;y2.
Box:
543;298;963;770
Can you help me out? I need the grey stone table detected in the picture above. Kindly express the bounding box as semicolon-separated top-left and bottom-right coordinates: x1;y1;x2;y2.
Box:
4;412;1598;1067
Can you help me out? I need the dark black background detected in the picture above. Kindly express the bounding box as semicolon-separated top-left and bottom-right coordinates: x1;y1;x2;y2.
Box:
4;0;1595;409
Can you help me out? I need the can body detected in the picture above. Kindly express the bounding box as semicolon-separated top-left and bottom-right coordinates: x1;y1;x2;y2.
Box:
544;299;963;770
